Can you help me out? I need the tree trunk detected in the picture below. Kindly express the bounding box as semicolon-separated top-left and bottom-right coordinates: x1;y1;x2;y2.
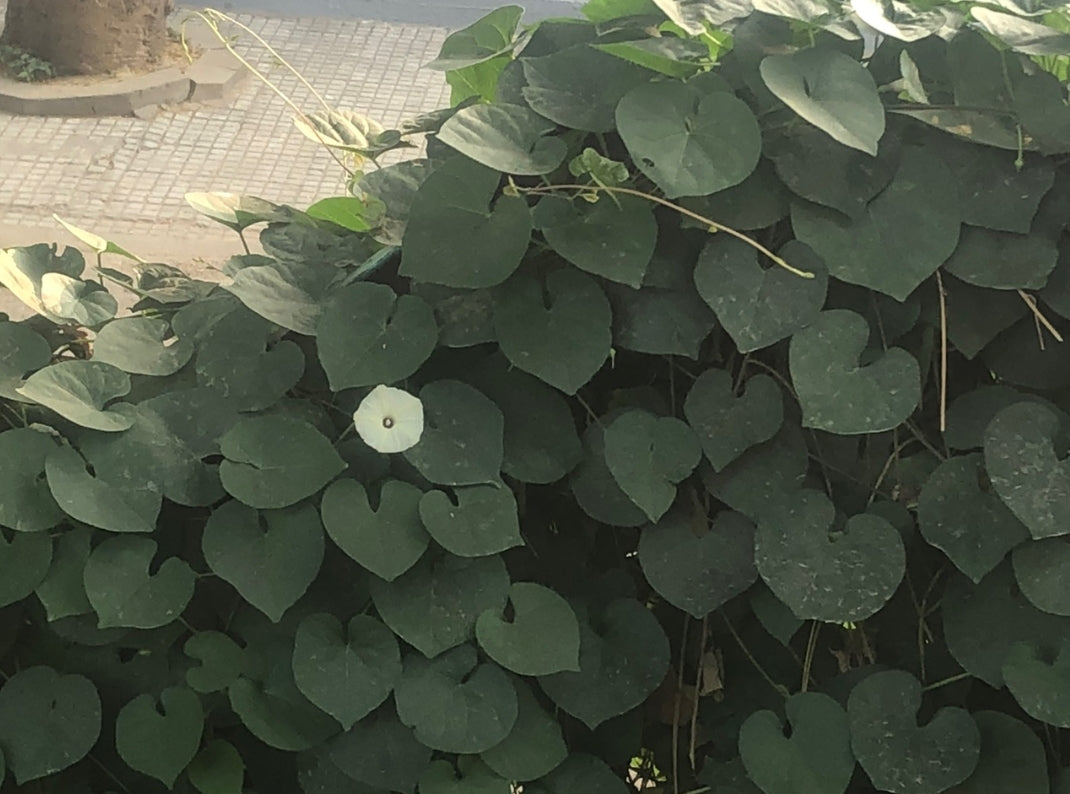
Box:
2;0;171;76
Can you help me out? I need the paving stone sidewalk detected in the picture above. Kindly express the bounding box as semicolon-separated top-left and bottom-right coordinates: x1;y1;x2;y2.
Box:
0;4;451;278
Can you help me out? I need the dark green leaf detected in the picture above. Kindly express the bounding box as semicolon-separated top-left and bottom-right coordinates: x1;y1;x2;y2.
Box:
316;282;438;390
639;508;757;618
403;380;504;485
223;258;338;336
790;309;921;434
184;631;245;693
480;680;567;781
848;670;980;794
328;705;431;791
437;104;567;176
419;758;511;794
539;598;669;729
0;531;51;608
756;490;905;621
420;483;523;557
395;645;517;752
0;667;100;784
0;321;50;400
227;677;338;752
494;268;612;395
34;527;93;621
1003;639;1070;727
570;421;650;528
945;711;1050;794
83;536;194;629
17;360;133;432
944;227;1057;290
401;156;532;288
370;553;510;658
533;194;657;287
115;687;204;787
202;500;324;622
219;416;346;509
321;478;429;581
292;613;401;729
684;369;783;471
476;582;580;675
761;48;884;155
604;409;701;522
985;402;1070;539
187;739;245;794
694;237;828;353
616;79;761;198
791;146;961;300
738;692;854;794
702;425;808;522
521;45;650;132
1013;537;1070;615
918;453;1029;583
0;428;64;532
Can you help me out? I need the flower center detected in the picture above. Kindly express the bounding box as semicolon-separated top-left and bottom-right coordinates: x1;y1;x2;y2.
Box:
382;416;395;429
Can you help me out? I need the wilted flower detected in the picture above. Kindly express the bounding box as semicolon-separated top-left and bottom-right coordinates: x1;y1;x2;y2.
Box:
353;385;424;453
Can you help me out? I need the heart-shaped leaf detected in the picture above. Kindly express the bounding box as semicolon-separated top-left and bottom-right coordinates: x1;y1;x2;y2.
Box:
943;564;1070;687
0;321;50;400
0;244;85;323
403;380;504;486
184;631;245;694
219;416;346;509
468;363;582;484
0;428;64;532
419;484;524;557
791;147;961;300
1013;537;1070;615
91;316;194;377
1003;638;1070;727
761;48;884;155
848;670;980;794
918;453;1030;583
702;425;809;523
34;527;93;622
292;613;401;729
694;237;828;353
684;369;783;471
532;194;657;288
321;478;429;581
202;500;324;622
17;360;133;432
316;282;438;390
604;410;702;523
605;279;717;360
227;678;337;752
437;104;567;175
945;711;1050;794
522;45;650;132
187;739;245;794
476;582;580;675
639;509;757;618
370;553;510;658
0;531;51;608
0;666;101;784
223;257;338;336
570;421;649;528
790;309;921;434
494;269;612;395
426;5;523;70
944;227;1057;290
419;758;511;794
531;753;632;794
539;598;669;729
115;687;204;787
756;490;905;622
38;273;117;327
985;402;1070;539
739;692;854;794
481;680;567;781
768;126;900;219
184;192;284;231
395;645;518;753
83;536;195;629
328;704;431;791
616;79;761;198
400;156;532;288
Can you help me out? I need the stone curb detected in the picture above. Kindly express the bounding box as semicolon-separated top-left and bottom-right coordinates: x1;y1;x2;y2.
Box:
0;22;247;117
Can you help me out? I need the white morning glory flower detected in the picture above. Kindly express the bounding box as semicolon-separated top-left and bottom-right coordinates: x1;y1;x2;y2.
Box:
353;385;424;453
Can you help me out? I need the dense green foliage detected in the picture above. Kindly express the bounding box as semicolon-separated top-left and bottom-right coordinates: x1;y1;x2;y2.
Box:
4;0;1070;791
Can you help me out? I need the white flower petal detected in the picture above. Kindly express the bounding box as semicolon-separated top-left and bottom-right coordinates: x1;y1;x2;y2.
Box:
353;385;424;453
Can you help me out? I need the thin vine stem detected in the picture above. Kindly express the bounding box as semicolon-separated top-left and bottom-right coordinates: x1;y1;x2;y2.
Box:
514;183;815;279
720;611;789;698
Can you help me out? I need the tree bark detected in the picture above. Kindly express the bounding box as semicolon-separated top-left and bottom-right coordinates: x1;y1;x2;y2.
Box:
2;0;171;76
